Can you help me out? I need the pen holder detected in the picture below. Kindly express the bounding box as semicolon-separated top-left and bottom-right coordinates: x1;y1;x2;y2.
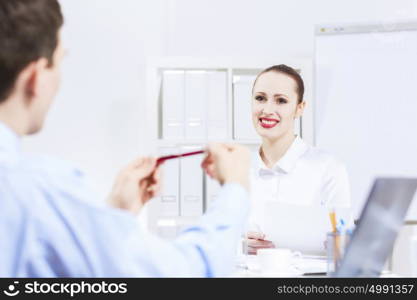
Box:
326;231;352;276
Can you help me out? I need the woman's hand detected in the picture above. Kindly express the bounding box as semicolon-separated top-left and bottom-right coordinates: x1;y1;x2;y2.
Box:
245;231;275;255
108;157;161;214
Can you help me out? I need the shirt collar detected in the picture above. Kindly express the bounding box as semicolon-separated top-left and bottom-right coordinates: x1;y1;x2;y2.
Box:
0;122;21;154
254;136;309;177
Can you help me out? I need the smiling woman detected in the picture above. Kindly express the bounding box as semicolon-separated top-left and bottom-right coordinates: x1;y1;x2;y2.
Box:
245;64;353;255
252;65;305;152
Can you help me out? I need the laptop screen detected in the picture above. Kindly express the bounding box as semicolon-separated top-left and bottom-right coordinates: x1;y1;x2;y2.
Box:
336;177;417;277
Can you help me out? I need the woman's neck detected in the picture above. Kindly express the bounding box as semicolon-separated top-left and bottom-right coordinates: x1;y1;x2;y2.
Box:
260;132;296;169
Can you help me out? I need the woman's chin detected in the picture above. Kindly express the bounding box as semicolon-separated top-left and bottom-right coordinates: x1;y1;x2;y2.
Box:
256;129;281;141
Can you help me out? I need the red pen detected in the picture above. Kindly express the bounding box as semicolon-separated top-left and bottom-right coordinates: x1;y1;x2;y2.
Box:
156;150;205;166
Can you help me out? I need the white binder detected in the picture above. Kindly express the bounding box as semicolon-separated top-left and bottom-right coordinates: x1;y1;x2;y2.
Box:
162;71;185;139
184;71;207;139
180;146;204;216
207;71;228;140
205;175;221;212
158;147;180;217
232;75;260;140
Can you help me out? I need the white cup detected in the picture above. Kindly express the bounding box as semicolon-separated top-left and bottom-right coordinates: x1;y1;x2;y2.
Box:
257;248;302;275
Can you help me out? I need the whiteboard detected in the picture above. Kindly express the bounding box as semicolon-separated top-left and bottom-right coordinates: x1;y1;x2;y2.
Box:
315;23;417;219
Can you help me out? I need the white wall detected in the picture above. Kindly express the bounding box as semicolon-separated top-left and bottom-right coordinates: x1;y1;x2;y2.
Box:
23;0;417;201
165;0;417;57
23;0;168;200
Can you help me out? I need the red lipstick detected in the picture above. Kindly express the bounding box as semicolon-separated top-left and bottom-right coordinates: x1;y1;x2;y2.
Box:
259;117;279;129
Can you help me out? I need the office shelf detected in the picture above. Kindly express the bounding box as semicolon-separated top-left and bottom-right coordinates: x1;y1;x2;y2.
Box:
144;57;313;237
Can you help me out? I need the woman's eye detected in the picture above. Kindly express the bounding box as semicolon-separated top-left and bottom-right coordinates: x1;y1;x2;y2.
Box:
278;98;287;104
255;95;266;101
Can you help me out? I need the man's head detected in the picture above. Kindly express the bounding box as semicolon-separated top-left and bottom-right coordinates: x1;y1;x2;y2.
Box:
0;0;64;135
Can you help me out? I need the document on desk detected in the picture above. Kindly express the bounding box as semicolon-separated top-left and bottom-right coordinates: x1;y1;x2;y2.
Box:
262;202;331;255
235;254;328;277
296;255;327;275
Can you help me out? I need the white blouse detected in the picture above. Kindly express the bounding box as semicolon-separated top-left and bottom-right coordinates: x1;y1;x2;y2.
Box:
249;136;352;249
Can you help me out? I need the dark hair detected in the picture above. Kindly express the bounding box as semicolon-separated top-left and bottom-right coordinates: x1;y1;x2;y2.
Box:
253;64;305;103
0;0;63;103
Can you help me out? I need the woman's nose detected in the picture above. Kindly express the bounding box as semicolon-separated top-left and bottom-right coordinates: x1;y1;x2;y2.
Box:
261;100;276;115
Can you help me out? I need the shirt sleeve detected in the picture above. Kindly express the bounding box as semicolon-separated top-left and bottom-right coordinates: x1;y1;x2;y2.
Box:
124;183;250;277
10;175;249;277
1;148;250;277
321;158;354;225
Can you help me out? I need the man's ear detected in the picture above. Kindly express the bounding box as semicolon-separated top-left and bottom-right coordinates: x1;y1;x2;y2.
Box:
19;58;49;104
295;101;306;119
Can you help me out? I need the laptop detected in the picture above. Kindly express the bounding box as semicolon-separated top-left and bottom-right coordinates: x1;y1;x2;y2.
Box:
335;177;417;277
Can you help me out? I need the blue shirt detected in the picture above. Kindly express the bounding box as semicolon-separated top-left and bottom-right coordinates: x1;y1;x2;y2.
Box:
0;122;249;277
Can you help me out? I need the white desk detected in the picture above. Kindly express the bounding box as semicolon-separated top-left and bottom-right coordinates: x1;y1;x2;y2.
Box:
232;254;327;278
231;255;399;278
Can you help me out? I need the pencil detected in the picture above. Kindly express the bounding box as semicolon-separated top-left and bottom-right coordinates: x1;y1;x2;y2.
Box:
329;210;337;233
329;209;341;269
156;150;205;166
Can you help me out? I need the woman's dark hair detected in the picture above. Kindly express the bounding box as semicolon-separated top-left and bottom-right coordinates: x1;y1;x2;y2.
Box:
253;64;305;104
0;0;63;103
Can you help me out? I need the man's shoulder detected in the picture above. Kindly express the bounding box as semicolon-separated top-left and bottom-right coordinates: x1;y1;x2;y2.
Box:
0;153;113;223
21;153;85;178
1;153;90;201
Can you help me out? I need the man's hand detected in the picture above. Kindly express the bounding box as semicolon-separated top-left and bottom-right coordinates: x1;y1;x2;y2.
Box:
108;157;161;214
245;231;275;255
201;143;250;191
